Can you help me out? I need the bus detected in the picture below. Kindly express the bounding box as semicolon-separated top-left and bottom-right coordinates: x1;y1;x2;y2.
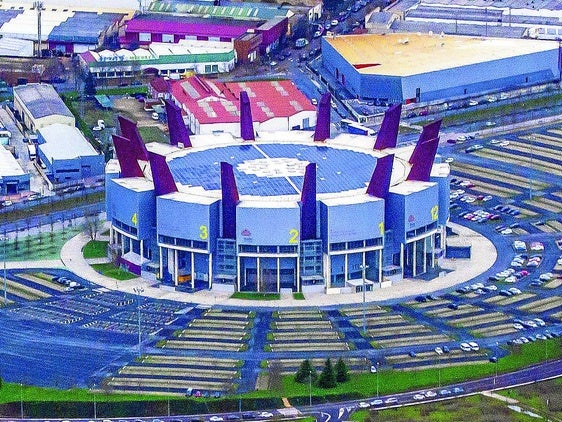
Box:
340;119;376;136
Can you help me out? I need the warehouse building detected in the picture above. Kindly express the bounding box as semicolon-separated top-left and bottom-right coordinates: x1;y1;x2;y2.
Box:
36;124;104;183
13;83;74;133
321;32;561;104
0;146;29;195
170;76;318;136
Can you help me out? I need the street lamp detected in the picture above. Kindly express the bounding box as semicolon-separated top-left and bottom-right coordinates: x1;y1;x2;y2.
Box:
376;362;380;397
19;382;23;418
133;286;144;357
2;235;6;304
308;370;312;407
93;384;97;419
360;264;369;335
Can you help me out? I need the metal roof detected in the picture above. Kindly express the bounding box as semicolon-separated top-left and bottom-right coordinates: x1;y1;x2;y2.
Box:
13;83;74;120
38;124;100;161
0;145;26;178
48;11;125;44
147;0;292;20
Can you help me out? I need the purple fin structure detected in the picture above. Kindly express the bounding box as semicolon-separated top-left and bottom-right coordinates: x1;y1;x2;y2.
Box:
409;119;442;164
221;162;239;239
112;134;144;178
313;92;331;142
366;154;394;198
147;151;177;196
407;137;439;182
240;91;255;141
374;103;402;150
118;115;149;161
300;163;317;240
164;99;192;147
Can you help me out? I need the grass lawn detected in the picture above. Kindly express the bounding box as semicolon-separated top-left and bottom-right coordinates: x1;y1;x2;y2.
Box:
139;126;170;144
82;240;109;259
499;378;562;420
293;292;305;300
2;228;82;261
368;395;538;422
90;263;137;280
231;292;280;300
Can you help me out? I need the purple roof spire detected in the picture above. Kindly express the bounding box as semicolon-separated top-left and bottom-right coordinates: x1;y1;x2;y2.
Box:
366;154;394;198
313;92;331;142
407;137;439;182
409;119;442;164
300;163;317;240
164;99;192;148
239;91;255;141
221;162;239;239
118;115;149;161
112;134;144;178
147;151;177;196
374;103;402;150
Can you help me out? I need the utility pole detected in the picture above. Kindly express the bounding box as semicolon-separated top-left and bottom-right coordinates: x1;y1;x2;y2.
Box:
34;1;43;58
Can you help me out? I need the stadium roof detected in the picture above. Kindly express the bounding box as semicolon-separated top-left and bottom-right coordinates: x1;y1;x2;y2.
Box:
324;32;559;76
171;76;316;124
38;124;100;161
13;84;73;120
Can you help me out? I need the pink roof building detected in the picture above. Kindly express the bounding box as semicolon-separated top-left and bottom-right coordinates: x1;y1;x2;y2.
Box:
170;75;317;136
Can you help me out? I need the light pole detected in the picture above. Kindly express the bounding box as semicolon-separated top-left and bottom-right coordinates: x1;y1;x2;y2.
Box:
19;382;23;418
529;136;534;200
376;362;379;397
360;264;369;335
133;286;144;357
93;384;97;419
308;371;312;407
2;235;6;304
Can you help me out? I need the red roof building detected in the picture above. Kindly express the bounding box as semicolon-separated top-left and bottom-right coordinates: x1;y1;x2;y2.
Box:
170;76;317;136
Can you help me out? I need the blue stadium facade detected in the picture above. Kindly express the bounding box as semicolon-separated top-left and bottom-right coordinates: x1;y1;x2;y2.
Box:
105;96;450;295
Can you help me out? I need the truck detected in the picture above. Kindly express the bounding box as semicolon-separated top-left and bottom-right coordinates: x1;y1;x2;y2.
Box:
340;119;376;136
27;143;36;159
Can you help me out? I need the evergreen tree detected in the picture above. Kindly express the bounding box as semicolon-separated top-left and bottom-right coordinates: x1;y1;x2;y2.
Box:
317;358;337;388
84;72;97;97
295;359;317;384
335;358;350;383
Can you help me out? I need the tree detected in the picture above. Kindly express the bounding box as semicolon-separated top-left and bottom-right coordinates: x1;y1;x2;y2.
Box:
295;359;317;384
84;71;96;97
335;358;350;383
83;212;102;241
317;358;337;388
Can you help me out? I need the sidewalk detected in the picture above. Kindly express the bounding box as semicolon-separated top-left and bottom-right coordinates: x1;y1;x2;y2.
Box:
55;222;496;308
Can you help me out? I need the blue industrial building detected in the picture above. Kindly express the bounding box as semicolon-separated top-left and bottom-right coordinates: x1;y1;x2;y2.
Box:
36;124;105;183
321;33;561;104
105;96;450;295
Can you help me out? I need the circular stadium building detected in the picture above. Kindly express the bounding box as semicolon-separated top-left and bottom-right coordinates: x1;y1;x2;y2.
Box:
106;94;450;295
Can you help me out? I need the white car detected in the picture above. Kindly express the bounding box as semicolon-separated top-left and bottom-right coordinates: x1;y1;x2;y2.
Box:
370;365;377;373
468;341;480;351
500;228;513;235
384;397;398;404
513;323;524;330
258;413;273;419
370;399;383;406
499;141;510;147
539;273;553;281
413;394;425;400
209;417;224;422
533;318;546;327
424;390;437;398
490;139;501;144
434;346;443;355
460;342;472;352
358;402;370;409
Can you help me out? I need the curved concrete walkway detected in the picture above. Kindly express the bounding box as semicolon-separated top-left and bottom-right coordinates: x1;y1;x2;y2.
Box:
53;222;497;308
